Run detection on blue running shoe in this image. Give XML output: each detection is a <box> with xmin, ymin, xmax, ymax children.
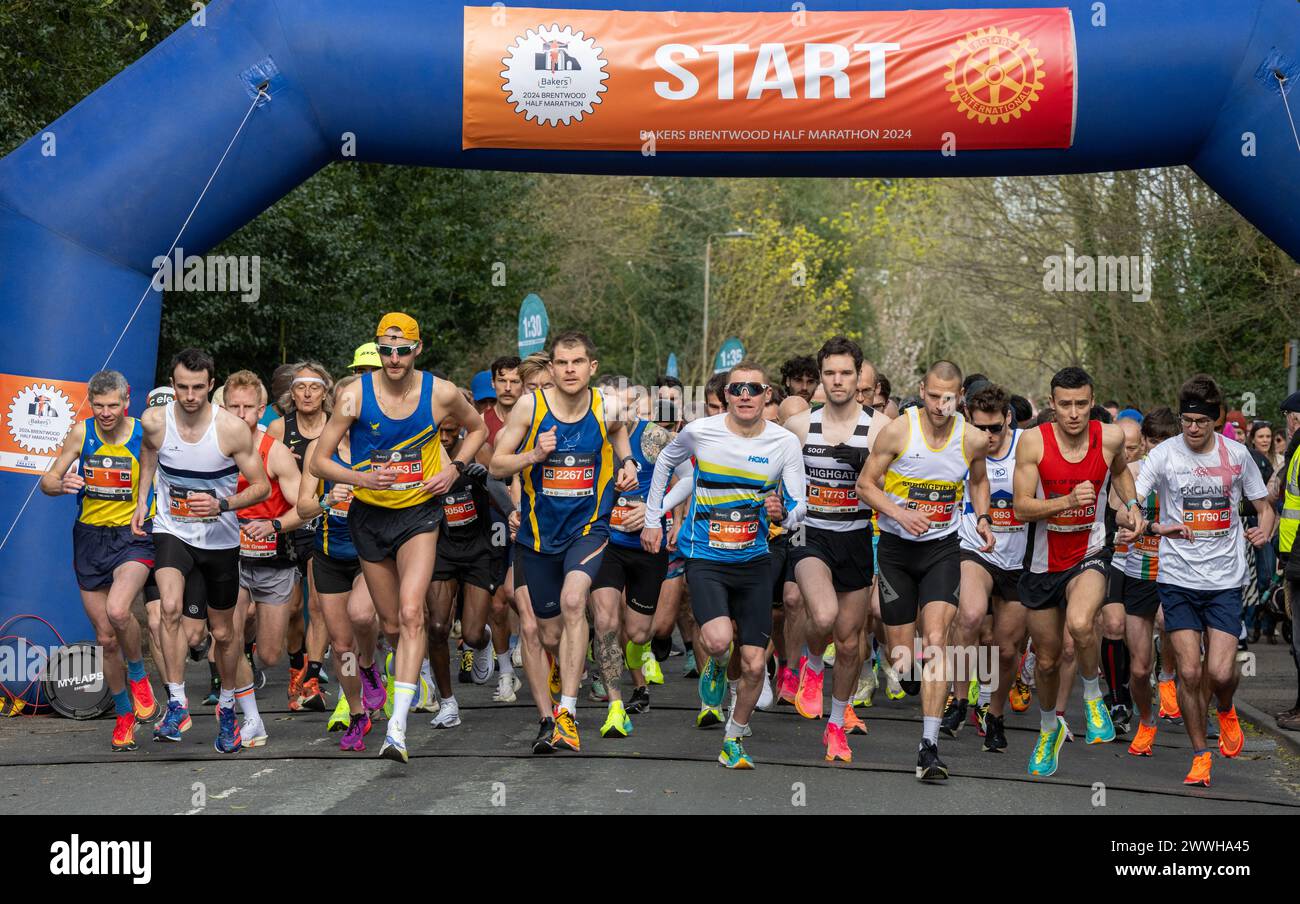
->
<box><xmin>1028</xmin><ymin>717</ymin><xmax>1067</xmax><ymax>777</ymax></box>
<box><xmin>1084</xmin><ymin>696</ymin><xmax>1116</xmax><ymax>744</ymax></box>
<box><xmin>153</xmin><ymin>699</ymin><xmax>191</xmax><ymax>742</ymax></box>
<box><xmin>718</xmin><ymin>737</ymin><xmax>754</xmax><ymax>769</ymax></box>
<box><xmin>698</xmin><ymin>656</ymin><xmax>727</xmax><ymax>709</ymax></box>
<box><xmin>214</xmin><ymin>705</ymin><xmax>242</xmax><ymax>754</ymax></box>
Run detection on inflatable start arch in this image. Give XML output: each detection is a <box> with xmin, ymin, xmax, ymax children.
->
<box><xmin>1</xmin><ymin>0</ymin><xmax>1298</xmax><ymax>642</ymax></box>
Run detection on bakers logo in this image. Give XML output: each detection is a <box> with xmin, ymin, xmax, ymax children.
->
<box><xmin>944</xmin><ymin>27</ymin><xmax>1045</xmax><ymax>124</ymax></box>
<box><xmin>500</xmin><ymin>24</ymin><xmax>609</xmax><ymax>126</ymax></box>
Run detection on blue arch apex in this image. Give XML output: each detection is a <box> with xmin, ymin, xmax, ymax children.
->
<box><xmin>0</xmin><ymin>0</ymin><xmax>1296</xmax><ymax>640</ymax></box>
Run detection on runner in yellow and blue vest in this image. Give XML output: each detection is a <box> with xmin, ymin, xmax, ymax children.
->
<box><xmin>311</xmin><ymin>313</ymin><xmax>487</xmax><ymax>765</ymax></box>
<box><xmin>1275</xmin><ymin>390</ymin><xmax>1300</xmax><ymax>730</ymax></box>
<box><xmin>40</xmin><ymin>370</ymin><xmax>160</xmax><ymax>752</ymax></box>
<box><xmin>491</xmin><ymin>331</ymin><xmax>640</xmax><ymax>755</ymax></box>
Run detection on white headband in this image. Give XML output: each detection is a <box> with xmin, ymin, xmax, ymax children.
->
<box><xmin>292</xmin><ymin>377</ymin><xmax>326</xmax><ymax>387</ymax></box>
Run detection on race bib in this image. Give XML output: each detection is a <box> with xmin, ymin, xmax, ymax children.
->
<box><xmin>905</xmin><ymin>483</ymin><xmax>958</xmax><ymax>529</ymax></box>
<box><xmin>1135</xmin><ymin>530</ymin><xmax>1161</xmax><ymax>555</ymax></box>
<box><xmin>81</xmin><ymin>454</ymin><xmax>133</xmax><ymax>500</ymax></box>
<box><xmin>1048</xmin><ymin>492</ymin><xmax>1097</xmax><ymax>533</ymax></box>
<box><xmin>808</xmin><ymin>482</ymin><xmax>861</xmax><ymax>515</ymax></box>
<box><xmin>239</xmin><ymin>524</ymin><xmax>278</xmax><ymax>559</ymax></box>
<box><xmin>707</xmin><ymin>508</ymin><xmax>760</xmax><ymax>550</ymax></box>
<box><xmin>541</xmin><ymin>452</ymin><xmax>595</xmax><ymax>497</ymax></box>
<box><xmin>1183</xmin><ymin>493</ymin><xmax>1231</xmax><ymax>537</ymax></box>
<box><xmin>168</xmin><ymin>484</ymin><xmax>218</xmax><ymax>523</ymax></box>
<box><xmin>330</xmin><ymin>494</ymin><xmax>352</xmax><ymax>519</ymax></box>
<box><xmin>442</xmin><ymin>488</ymin><xmax>478</xmax><ymax>527</ymax></box>
<box><xmin>988</xmin><ymin>496</ymin><xmax>1024</xmax><ymax>533</ymax></box>
<box><xmin>610</xmin><ymin>494</ymin><xmax>644</xmax><ymax>533</ymax></box>
<box><xmin>371</xmin><ymin>447</ymin><xmax>424</xmax><ymax>491</ymax></box>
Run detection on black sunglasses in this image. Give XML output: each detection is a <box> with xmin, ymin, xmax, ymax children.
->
<box><xmin>377</xmin><ymin>343</ymin><xmax>417</xmax><ymax>358</ymax></box>
<box><xmin>726</xmin><ymin>381</ymin><xmax>768</xmax><ymax>398</ymax></box>
<box><xmin>972</xmin><ymin>422</ymin><xmax>1005</xmax><ymax>434</ymax></box>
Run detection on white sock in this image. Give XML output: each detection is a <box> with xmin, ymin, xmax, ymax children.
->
<box><xmin>978</xmin><ymin>684</ymin><xmax>992</xmax><ymax>706</ymax></box>
<box><xmin>391</xmin><ymin>682</ymin><xmax>417</xmax><ymax>733</ymax></box>
<box><xmin>1082</xmin><ymin>673</ymin><xmax>1103</xmax><ymax>701</ymax></box>
<box><xmin>441</xmin><ymin>694</ymin><xmax>458</xmax><ymax>710</ymax></box>
<box><xmin>922</xmin><ymin>715</ymin><xmax>940</xmax><ymax>745</ymax></box>
<box><xmin>1158</xmin><ymin>671</ymin><xmax>1175</xmax><ymax>683</ymax></box>
<box><xmin>497</xmin><ymin>651</ymin><xmax>515</xmax><ymax>677</ymax></box>
<box><xmin>806</xmin><ymin>652</ymin><xmax>825</xmax><ymax>673</ymax></box>
<box><xmin>218</xmin><ymin>687</ymin><xmax>234</xmax><ymax>709</ymax></box>
<box><xmin>725</xmin><ymin>717</ymin><xmax>747</xmax><ymax>739</ymax></box>
<box><xmin>234</xmin><ymin>683</ymin><xmax>259</xmax><ymax>721</ymax></box>
<box><xmin>1041</xmin><ymin>708</ymin><xmax>1059</xmax><ymax>733</ymax></box>
<box><xmin>167</xmin><ymin>682</ymin><xmax>186</xmax><ymax>706</ymax></box>
<box><xmin>560</xmin><ymin>694</ymin><xmax>577</xmax><ymax>715</ymax></box>
<box><xmin>829</xmin><ymin>696</ymin><xmax>847</xmax><ymax>727</ymax></box>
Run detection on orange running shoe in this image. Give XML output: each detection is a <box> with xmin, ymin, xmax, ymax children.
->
<box><xmin>1183</xmin><ymin>751</ymin><xmax>1212</xmax><ymax>787</ymax></box>
<box><xmin>1127</xmin><ymin>721</ymin><xmax>1158</xmax><ymax>756</ymax></box>
<box><xmin>1157</xmin><ymin>680</ymin><xmax>1181</xmax><ymax>722</ymax></box>
<box><xmin>111</xmin><ymin>713</ymin><xmax>137</xmax><ymax>752</ymax></box>
<box><xmin>843</xmin><ymin>704</ymin><xmax>869</xmax><ymax>736</ymax></box>
<box><xmin>823</xmin><ymin>722</ymin><xmax>852</xmax><ymax>763</ymax></box>
<box><xmin>288</xmin><ymin>663</ymin><xmax>306</xmax><ymax>712</ymax></box>
<box><xmin>1008</xmin><ymin>676</ymin><xmax>1031</xmax><ymax>713</ymax></box>
<box><xmin>777</xmin><ymin>667</ymin><xmax>798</xmax><ymax>706</ymax></box>
<box><xmin>1217</xmin><ymin>706</ymin><xmax>1243</xmax><ymax>758</ymax></box>
<box><xmin>298</xmin><ymin>676</ymin><xmax>327</xmax><ymax>712</ymax></box>
<box><xmin>128</xmin><ymin>675</ymin><xmax>159</xmax><ymax>722</ymax></box>
<box><xmin>795</xmin><ymin>663</ymin><xmax>824</xmax><ymax>720</ymax></box>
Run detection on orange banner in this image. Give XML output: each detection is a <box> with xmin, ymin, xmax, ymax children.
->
<box><xmin>463</xmin><ymin>6</ymin><xmax>1076</xmax><ymax>152</ymax></box>
<box><xmin>0</xmin><ymin>374</ymin><xmax>88</xmax><ymax>476</ymax></box>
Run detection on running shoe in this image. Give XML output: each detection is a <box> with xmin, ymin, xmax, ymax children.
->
<box><xmin>360</xmin><ymin>663</ymin><xmax>387</xmax><ymax>715</ymax></box>
<box><xmin>380</xmin><ymin>727</ymin><xmax>409</xmax><ymax>764</ymax></box>
<box><xmin>412</xmin><ymin>675</ymin><xmax>439</xmax><ymax>714</ymax></box>
<box><xmin>431</xmin><ymin>699</ymin><xmax>461</xmax><ymax>728</ymax></box>
<box><xmin>511</xmin><ymin>642</ymin><xmax>523</xmax><ymax>669</ymax></box>
<box><xmin>589</xmin><ymin>676</ymin><xmax>608</xmax><ymax>703</ymax></box>
<box><xmin>824</xmin><ymin>722</ymin><xmax>852</xmax><ymax>762</ymax></box>
<box><xmin>153</xmin><ymin>699</ymin><xmax>191</xmax><ymax>742</ymax></box>
<box><xmin>551</xmin><ymin>707</ymin><xmax>580</xmax><ymax>751</ymax></box>
<box><xmin>111</xmin><ymin>713</ymin><xmax>137</xmax><ymax>752</ymax></box>
<box><xmin>843</xmin><ymin>704</ymin><xmax>868</xmax><ymax>736</ymax></box>
<box><xmin>533</xmin><ymin>718</ymin><xmax>556</xmax><ymax>754</ymax></box>
<box><xmin>340</xmin><ymin>712</ymin><xmax>371</xmax><ymax>752</ymax></box>
<box><xmin>696</xmin><ymin>705</ymin><xmax>723</xmax><ymax>729</ymax></box>
<box><xmin>548</xmin><ymin>654</ymin><xmax>561</xmax><ymax>701</ymax></box>
<box><xmin>718</xmin><ymin>737</ymin><xmax>754</xmax><ymax>769</ymax></box>
<box><xmin>1021</xmin><ymin>649</ymin><xmax>1036</xmax><ymax>688</ymax></box>
<box><xmin>1061</xmin><ymin>717</ymin><xmax>1075</xmax><ymax>743</ymax></box>
<box><xmin>982</xmin><ymin>713</ymin><xmax>1007</xmax><ymax>753</ymax></box>
<box><xmin>683</xmin><ymin>649</ymin><xmax>699</xmax><ymax>679</ymax></box>
<box><xmin>327</xmin><ymin>692</ymin><xmax>351</xmax><ymax>732</ymax></box>
<box><xmin>757</xmin><ymin>672</ymin><xmax>775</xmax><ymax>711</ymax></box>
<box><xmin>288</xmin><ymin>663</ymin><xmax>306</xmax><ymax>712</ymax></box>
<box><xmin>698</xmin><ymin>656</ymin><xmax>728</xmax><ymax>709</ymax></box>
<box><xmin>916</xmin><ymin>739</ymin><xmax>948</xmax><ymax>781</ymax></box>
<box><xmin>298</xmin><ymin>676</ymin><xmax>327</xmax><ymax>712</ymax></box>
<box><xmin>777</xmin><ymin>666</ymin><xmax>799</xmax><ymax>706</ymax></box>
<box><xmin>884</xmin><ymin>665</ymin><xmax>906</xmax><ymax>701</ymax></box>
<box><xmin>1128</xmin><ymin>721</ymin><xmax>1157</xmax><ymax>756</ymax></box>
<box><xmin>1110</xmin><ymin>703</ymin><xmax>1131</xmax><ymax>736</ymax></box>
<box><xmin>1028</xmin><ymin>717</ymin><xmax>1067</xmax><ymax>777</ymax></box>
<box><xmin>794</xmin><ymin>662</ymin><xmax>824</xmax><ymax>720</ymax></box>
<box><xmin>1157</xmin><ymin>679</ymin><xmax>1181</xmax><ymax>722</ymax></box>
<box><xmin>853</xmin><ymin>661</ymin><xmax>878</xmax><ymax>708</ymax></box>
<box><xmin>626</xmin><ymin>685</ymin><xmax>651</xmax><ymax>714</ymax></box>
<box><xmin>493</xmin><ymin>673</ymin><xmax>522</xmax><ymax>703</ymax></box>
<box><xmin>214</xmin><ymin>705</ymin><xmax>242</xmax><ymax>754</ymax></box>
<box><xmin>383</xmin><ymin>653</ymin><xmax>395</xmax><ymax>719</ymax></box>
<box><xmin>641</xmin><ymin>651</ymin><xmax>664</xmax><ymax>686</ymax></box>
<box><xmin>472</xmin><ymin>626</ymin><xmax>496</xmax><ymax>685</ymax></box>
<box><xmin>966</xmin><ymin>678</ymin><xmax>979</xmax><ymax>707</ymax></box>
<box><xmin>450</xmin><ymin>618</ymin><xmax>462</xmax><ymax>642</ymax></box>
<box><xmin>973</xmin><ymin>702</ymin><xmax>990</xmax><ymax>736</ymax></box>
<box><xmin>1083</xmin><ymin>697</ymin><xmax>1116</xmax><ymax>744</ymax></box>
<box><xmin>601</xmin><ymin>700</ymin><xmax>632</xmax><ymax>738</ymax></box>
<box><xmin>203</xmin><ymin>676</ymin><xmax>220</xmax><ymax>707</ymax></box>
<box><xmin>823</xmin><ymin>643</ymin><xmax>836</xmax><ymax>667</ymax></box>
<box><xmin>458</xmin><ymin>646</ymin><xmax>474</xmax><ymax>685</ymax></box>
<box><xmin>1008</xmin><ymin>675</ymin><xmax>1032</xmax><ymax>713</ymax></box>
<box><xmin>1217</xmin><ymin>706</ymin><xmax>1244</xmax><ymax>758</ymax></box>
<box><xmin>241</xmin><ymin>716</ymin><xmax>268</xmax><ymax>748</ymax></box>
<box><xmin>128</xmin><ymin>675</ymin><xmax>159</xmax><ymax>723</ymax></box>
<box><xmin>940</xmin><ymin>696</ymin><xmax>967</xmax><ymax>738</ymax></box>
<box><xmin>1183</xmin><ymin>751</ymin><xmax>1212</xmax><ymax>787</ymax></box>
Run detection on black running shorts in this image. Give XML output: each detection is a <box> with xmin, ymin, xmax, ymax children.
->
<box><xmin>311</xmin><ymin>554</ymin><xmax>362</xmax><ymax>596</ymax></box>
<box><xmin>876</xmin><ymin>531</ymin><xmax>960</xmax><ymax>626</ymax></box>
<box><xmin>685</xmin><ymin>557</ymin><xmax>772</xmax><ymax>649</ymax></box>
<box><xmin>1018</xmin><ymin>552</ymin><xmax>1110</xmax><ymax>611</ymax></box>
<box><xmin>959</xmin><ymin>549</ymin><xmax>1022</xmax><ymax>604</ymax></box>
<box><xmin>349</xmin><ymin>497</ymin><xmax>443</xmax><ymax>563</ymax></box>
<box><xmin>153</xmin><ymin>532</ymin><xmax>240</xmax><ymax>612</ymax></box>
<box><xmin>788</xmin><ymin>525</ymin><xmax>874</xmax><ymax>593</ymax></box>
<box><xmin>593</xmin><ymin>543</ymin><xmax>669</xmax><ymax>616</ymax></box>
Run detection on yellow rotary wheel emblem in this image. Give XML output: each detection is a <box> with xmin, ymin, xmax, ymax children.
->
<box><xmin>944</xmin><ymin>27</ymin><xmax>1045</xmax><ymax>124</ymax></box>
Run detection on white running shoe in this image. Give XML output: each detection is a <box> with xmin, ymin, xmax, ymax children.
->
<box><xmin>1021</xmin><ymin>647</ymin><xmax>1037</xmax><ymax>689</ymax></box>
<box><xmin>471</xmin><ymin>625</ymin><xmax>496</xmax><ymax>685</ymax></box>
<box><xmin>493</xmin><ymin>673</ymin><xmax>521</xmax><ymax>703</ymax></box>
<box><xmin>883</xmin><ymin>663</ymin><xmax>905</xmax><ymax>700</ymax></box>
<box><xmin>757</xmin><ymin>672</ymin><xmax>776</xmax><ymax>711</ymax></box>
<box><xmin>853</xmin><ymin>662</ymin><xmax>878</xmax><ymax>706</ymax></box>
<box><xmin>511</xmin><ymin>643</ymin><xmax>523</xmax><ymax>669</ymax></box>
<box><xmin>379</xmin><ymin>725</ymin><xmax>408</xmax><ymax>764</ymax></box>
<box><xmin>412</xmin><ymin>675</ymin><xmax>439</xmax><ymax>714</ymax></box>
<box><xmin>431</xmin><ymin>699</ymin><xmax>462</xmax><ymax>729</ymax></box>
<box><xmin>241</xmin><ymin>717</ymin><xmax>267</xmax><ymax>748</ymax></box>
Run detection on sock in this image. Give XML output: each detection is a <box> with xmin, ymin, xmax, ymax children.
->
<box><xmin>625</xmin><ymin>641</ymin><xmax>649</xmax><ymax>671</ymax></box>
<box><xmin>442</xmin><ymin>693</ymin><xmax>458</xmax><ymax>710</ymax></box>
<box><xmin>1042</xmin><ymin>708</ymin><xmax>1059</xmax><ymax>733</ymax></box>
<box><xmin>289</xmin><ymin>648</ymin><xmax>305</xmax><ymax>670</ymax></box>
<box><xmin>390</xmin><ymin>681</ymin><xmax>417</xmax><ymax>733</ymax></box>
<box><xmin>304</xmin><ymin>661</ymin><xmax>322</xmax><ymax>683</ymax></box>
<box><xmin>126</xmin><ymin>659</ymin><xmax>146</xmax><ymax>682</ymax></box>
<box><xmin>234</xmin><ymin>683</ymin><xmax>259</xmax><ymax>721</ymax></box>
<box><xmin>829</xmin><ymin>696</ymin><xmax>847</xmax><ymax>727</ymax></box>
<box><xmin>806</xmin><ymin>652</ymin><xmax>825</xmax><ymax>673</ymax></box>
<box><xmin>725</xmin><ymin>717</ymin><xmax>747</xmax><ymax>739</ymax></box>
<box><xmin>1159</xmin><ymin>670</ymin><xmax>1175</xmax><ymax>683</ymax></box>
<box><xmin>1216</xmin><ymin>701</ymin><xmax>1234</xmax><ymax>714</ymax></box>
<box><xmin>1193</xmin><ymin>747</ymin><xmax>1211</xmax><ymax>756</ymax></box>
<box><xmin>1101</xmin><ymin>638</ymin><xmax>1131</xmax><ymax>705</ymax></box>
<box><xmin>218</xmin><ymin>687</ymin><xmax>235</xmax><ymax>709</ymax></box>
<box><xmin>922</xmin><ymin>715</ymin><xmax>941</xmax><ymax>745</ymax></box>
<box><xmin>1082</xmin><ymin>673</ymin><xmax>1103</xmax><ymax>701</ymax></box>
<box><xmin>167</xmin><ymin>682</ymin><xmax>186</xmax><ymax>706</ymax></box>
<box><xmin>112</xmin><ymin>688</ymin><xmax>131</xmax><ymax>716</ymax></box>
<box><xmin>978</xmin><ymin>684</ymin><xmax>992</xmax><ymax>706</ymax></box>
<box><xmin>497</xmin><ymin>651</ymin><xmax>515</xmax><ymax>677</ymax></box>
<box><xmin>560</xmin><ymin>694</ymin><xmax>577</xmax><ymax>715</ymax></box>
<box><xmin>651</xmin><ymin>635</ymin><xmax>671</xmax><ymax>661</ymax></box>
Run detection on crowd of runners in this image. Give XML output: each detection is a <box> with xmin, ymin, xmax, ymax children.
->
<box><xmin>40</xmin><ymin>312</ymin><xmax>1300</xmax><ymax>787</ymax></box>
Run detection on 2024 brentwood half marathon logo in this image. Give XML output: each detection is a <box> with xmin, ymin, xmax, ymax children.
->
<box><xmin>500</xmin><ymin>24</ymin><xmax>609</xmax><ymax>126</ymax></box>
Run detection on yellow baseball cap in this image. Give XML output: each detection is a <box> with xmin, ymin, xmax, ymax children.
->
<box><xmin>376</xmin><ymin>312</ymin><xmax>419</xmax><ymax>341</ymax></box>
<box><xmin>350</xmin><ymin>342</ymin><xmax>382</xmax><ymax>370</ymax></box>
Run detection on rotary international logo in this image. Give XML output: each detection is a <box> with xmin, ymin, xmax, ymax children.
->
<box><xmin>500</xmin><ymin>24</ymin><xmax>609</xmax><ymax>126</ymax></box>
<box><xmin>944</xmin><ymin>27</ymin><xmax>1045</xmax><ymax>124</ymax></box>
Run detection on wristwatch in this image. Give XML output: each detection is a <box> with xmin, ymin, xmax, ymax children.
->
<box><xmin>977</xmin><ymin>513</ymin><xmax>993</xmax><ymax>527</ymax></box>
<box><xmin>271</xmin><ymin>519</ymin><xmax>283</xmax><ymax>533</ymax></box>
<box><xmin>217</xmin><ymin>497</ymin><xmax>229</xmax><ymax>513</ymax></box>
<box><xmin>452</xmin><ymin>459</ymin><xmax>467</xmax><ymax>475</ymax></box>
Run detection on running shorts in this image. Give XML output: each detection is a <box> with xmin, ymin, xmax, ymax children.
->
<box><xmin>514</xmin><ymin>532</ymin><xmax>608</xmax><ymax>619</ymax></box>
<box><xmin>593</xmin><ymin>543</ymin><xmax>669</xmax><ymax>616</ymax></box>
<box><xmin>349</xmin><ymin>497</ymin><xmax>444</xmax><ymax>563</ymax></box>
<box><xmin>1018</xmin><ymin>552</ymin><xmax>1110</xmax><ymax>612</ymax></box>
<box><xmin>788</xmin><ymin>525</ymin><xmax>874</xmax><ymax>593</ymax></box>
<box><xmin>72</xmin><ymin>521</ymin><xmax>154</xmax><ymax>592</ymax></box>
<box><xmin>685</xmin><ymin>557</ymin><xmax>772</xmax><ymax>649</ymax></box>
<box><xmin>876</xmin><ymin>531</ymin><xmax>961</xmax><ymax>626</ymax></box>
<box><xmin>154</xmin><ymin>532</ymin><xmax>239</xmax><ymax>612</ymax></box>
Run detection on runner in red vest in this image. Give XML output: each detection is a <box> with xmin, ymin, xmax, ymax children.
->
<box><xmin>1013</xmin><ymin>366</ymin><xmax>1144</xmax><ymax>777</ymax></box>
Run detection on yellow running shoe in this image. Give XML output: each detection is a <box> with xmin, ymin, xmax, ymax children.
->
<box><xmin>600</xmin><ymin>700</ymin><xmax>632</xmax><ymax>738</ymax></box>
<box><xmin>548</xmin><ymin>654</ymin><xmax>561</xmax><ymax>702</ymax></box>
<box><xmin>327</xmin><ymin>690</ymin><xmax>351</xmax><ymax>732</ymax></box>
<box><xmin>642</xmin><ymin>652</ymin><xmax>664</xmax><ymax>686</ymax></box>
<box><xmin>551</xmin><ymin>706</ymin><xmax>580</xmax><ymax>751</ymax></box>
<box><xmin>696</xmin><ymin>705</ymin><xmax>723</xmax><ymax>729</ymax></box>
